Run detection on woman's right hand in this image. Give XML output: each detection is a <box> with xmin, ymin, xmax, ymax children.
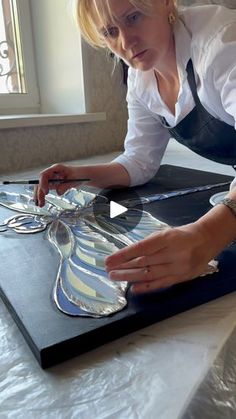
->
<box><xmin>34</xmin><ymin>161</ymin><xmax>130</xmax><ymax>207</ymax></box>
<box><xmin>34</xmin><ymin>163</ymin><xmax>83</xmax><ymax>207</ymax></box>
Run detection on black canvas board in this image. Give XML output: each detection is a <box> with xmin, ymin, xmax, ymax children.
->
<box><xmin>0</xmin><ymin>165</ymin><xmax>235</xmax><ymax>368</ymax></box>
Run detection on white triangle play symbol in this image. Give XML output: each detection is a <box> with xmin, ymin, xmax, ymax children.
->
<box><xmin>110</xmin><ymin>201</ymin><xmax>128</xmax><ymax>219</ymax></box>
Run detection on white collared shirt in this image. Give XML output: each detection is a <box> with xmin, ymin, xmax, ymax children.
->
<box><xmin>112</xmin><ymin>4</ymin><xmax>236</xmax><ymax>186</ymax></box>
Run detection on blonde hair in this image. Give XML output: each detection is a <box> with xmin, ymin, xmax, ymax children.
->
<box><xmin>76</xmin><ymin>0</ymin><xmax>178</xmax><ymax>48</ymax></box>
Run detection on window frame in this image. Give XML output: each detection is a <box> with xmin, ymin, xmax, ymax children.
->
<box><xmin>0</xmin><ymin>0</ymin><xmax>40</xmax><ymax>114</ymax></box>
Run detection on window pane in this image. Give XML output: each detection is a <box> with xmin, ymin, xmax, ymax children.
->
<box><xmin>0</xmin><ymin>0</ymin><xmax>26</xmax><ymax>94</ymax></box>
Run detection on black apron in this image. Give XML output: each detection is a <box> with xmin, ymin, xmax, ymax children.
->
<box><xmin>160</xmin><ymin>60</ymin><xmax>236</xmax><ymax>166</ymax></box>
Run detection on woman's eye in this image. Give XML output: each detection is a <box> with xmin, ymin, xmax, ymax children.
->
<box><xmin>103</xmin><ymin>27</ymin><xmax>118</xmax><ymax>38</ymax></box>
<box><xmin>127</xmin><ymin>12</ymin><xmax>141</xmax><ymax>24</ymax></box>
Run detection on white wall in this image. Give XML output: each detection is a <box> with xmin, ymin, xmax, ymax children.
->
<box><xmin>30</xmin><ymin>0</ymin><xmax>85</xmax><ymax>114</ymax></box>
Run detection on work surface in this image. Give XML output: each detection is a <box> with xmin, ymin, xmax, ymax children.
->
<box><xmin>0</xmin><ymin>163</ymin><xmax>236</xmax><ymax>418</ymax></box>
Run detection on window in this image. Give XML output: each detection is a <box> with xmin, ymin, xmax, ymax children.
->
<box><xmin>0</xmin><ymin>0</ymin><xmax>39</xmax><ymax>114</ymax></box>
<box><xmin>0</xmin><ymin>0</ymin><xmax>87</xmax><ymax>118</ymax></box>
<box><xmin>0</xmin><ymin>0</ymin><xmax>26</xmax><ymax>94</ymax></box>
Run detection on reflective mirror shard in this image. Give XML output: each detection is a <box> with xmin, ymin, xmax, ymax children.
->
<box><xmin>59</xmin><ymin>261</ymin><xmax>127</xmax><ymax>316</ymax></box>
<box><xmin>0</xmin><ymin>191</ymin><xmax>51</xmax><ymax>215</ymax></box>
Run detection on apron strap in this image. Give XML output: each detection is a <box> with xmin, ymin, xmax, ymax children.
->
<box><xmin>161</xmin><ymin>60</ymin><xmax>202</xmax><ymax>128</ymax></box>
<box><xmin>186</xmin><ymin>60</ymin><xmax>202</xmax><ymax>108</ymax></box>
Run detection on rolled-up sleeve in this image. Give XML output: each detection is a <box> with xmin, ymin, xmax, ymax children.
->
<box><xmin>112</xmin><ymin>72</ymin><xmax>170</xmax><ymax>187</ymax></box>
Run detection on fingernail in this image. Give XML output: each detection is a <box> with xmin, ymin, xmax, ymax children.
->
<box><xmin>109</xmin><ymin>271</ymin><xmax>117</xmax><ymax>279</ymax></box>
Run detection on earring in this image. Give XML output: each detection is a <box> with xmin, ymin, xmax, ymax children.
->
<box><xmin>168</xmin><ymin>12</ymin><xmax>176</xmax><ymax>24</ymax></box>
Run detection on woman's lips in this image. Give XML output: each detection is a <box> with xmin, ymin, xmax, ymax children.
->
<box><xmin>132</xmin><ymin>50</ymin><xmax>148</xmax><ymax>60</ymax></box>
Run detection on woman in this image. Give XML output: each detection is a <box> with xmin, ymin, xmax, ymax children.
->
<box><xmin>36</xmin><ymin>0</ymin><xmax>236</xmax><ymax>294</ymax></box>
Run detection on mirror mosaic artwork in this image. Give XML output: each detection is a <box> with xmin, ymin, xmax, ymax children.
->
<box><xmin>0</xmin><ymin>188</ymin><xmax>169</xmax><ymax>318</ymax></box>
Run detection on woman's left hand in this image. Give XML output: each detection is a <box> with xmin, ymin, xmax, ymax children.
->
<box><xmin>105</xmin><ymin>222</ymin><xmax>215</xmax><ymax>293</ymax></box>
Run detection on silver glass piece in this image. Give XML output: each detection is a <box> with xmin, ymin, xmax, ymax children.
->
<box><xmin>0</xmin><ymin>191</ymin><xmax>52</xmax><ymax>215</ymax></box>
<box><xmin>121</xmin><ymin>181</ymin><xmax>231</xmax><ymax>207</ymax></box>
<box><xmin>0</xmin><ymin>213</ymin><xmax>48</xmax><ymax>233</ymax></box>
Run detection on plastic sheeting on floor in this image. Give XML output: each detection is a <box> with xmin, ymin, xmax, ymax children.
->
<box><xmin>1</xmin><ymin>291</ymin><xmax>236</xmax><ymax>419</ymax></box>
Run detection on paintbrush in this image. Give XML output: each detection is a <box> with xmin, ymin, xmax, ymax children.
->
<box><xmin>0</xmin><ymin>178</ymin><xmax>90</xmax><ymax>185</ymax></box>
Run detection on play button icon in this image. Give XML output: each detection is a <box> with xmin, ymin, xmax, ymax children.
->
<box><xmin>110</xmin><ymin>201</ymin><xmax>128</xmax><ymax>219</ymax></box>
<box><xmin>92</xmin><ymin>188</ymin><xmax>143</xmax><ymax>235</ymax></box>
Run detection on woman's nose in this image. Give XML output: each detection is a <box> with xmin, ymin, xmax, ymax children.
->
<box><xmin>119</xmin><ymin>28</ymin><xmax>136</xmax><ymax>51</ymax></box>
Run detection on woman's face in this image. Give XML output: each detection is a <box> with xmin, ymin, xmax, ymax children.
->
<box><xmin>94</xmin><ymin>0</ymin><xmax>175</xmax><ymax>71</ymax></box>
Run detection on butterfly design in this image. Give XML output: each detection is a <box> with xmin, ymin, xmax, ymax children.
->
<box><xmin>0</xmin><ymin>187</ymin><xmax>168</xmax><ymax>317</ymax></box>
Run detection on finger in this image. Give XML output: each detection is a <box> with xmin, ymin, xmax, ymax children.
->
<box><xmin>105</xmin><ymin>232</ymin><xmax>167</xmax><ymax>268</ymax></box>
<box><xmin>106</xmin><ymin>252</ymin><xmax>171</xmax><ymax>271</ymax></box>
<box><xmin>37</xmin><ymin>185</ymin><xmax>48</xmax><ymax>207</ymax></box>
<box><xmin>131</xmin><ymin>275</ymin><xmax>186</xmax><ymax>294</ymax></box>
<box><xmin>40</xmin><ymin>169</ymin><xmax>62</xmax><ymax>192</ymax></box>
<box><xmin>107</xmin><ymin>257</ymin><xmax>147</xmax><ymax>271</ymax></box>
<box><xmin>33</xmin><ymin>185</ymin><xmax>39</xmax><ymax>205</ymax></box>
<box><xmin>109</xmin><ymin>262</ymin><xmax>173</xmax><ymax>283</ymax></box>
<box><xmin>131</xmin><ymin>265</ymin><xmax>204</xmax><ymax>293</ymax></box>
<box><xmin>37</xmin><ymin>165</ymin><xmax>66</xmax><ymax>206</ymax></box>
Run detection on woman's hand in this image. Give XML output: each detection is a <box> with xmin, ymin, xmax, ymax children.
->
<box><xmin>34</xmin><ymin>163</ymin><xmax>82</xmax><ymax>207</ymax></box>
<box><xmin>105</xmin><ymin>222</ymin><xmax>216</xmax><ymax>294</ymax></box>
<box><xmin>105</xmin><ymin>196</ymin><xmax>236</xmax><ymax>294</ymax></box>
<box><xmin>34</xmin><ymin>162</ymin><xmax>131</xmax><ymax>207</ymax></box>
